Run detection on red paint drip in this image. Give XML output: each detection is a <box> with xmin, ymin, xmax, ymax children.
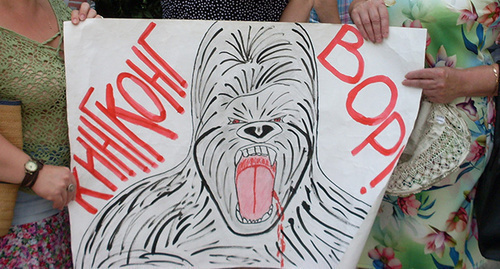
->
<box><xmin>272</xmin><ymin>190</ymin><xmax>285</xmax><ymax>268</ymax></box>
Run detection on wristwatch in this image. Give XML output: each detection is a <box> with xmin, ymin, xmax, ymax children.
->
<box><xmin>21</xmin><ymin>158</ymin><xmax>44</xmax><ymax>188</ymax></box>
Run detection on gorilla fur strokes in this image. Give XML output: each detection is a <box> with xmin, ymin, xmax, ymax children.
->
<box><xmin>75</xmin><ymin>22</ymin><xmax>370</xmax><ymax>268</ymax></box>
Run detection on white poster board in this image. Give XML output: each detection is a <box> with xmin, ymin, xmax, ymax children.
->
<box><xmin>64</xmin><ymin>19</ymin><xmax>426</xmax><ymax>268</ymax></box>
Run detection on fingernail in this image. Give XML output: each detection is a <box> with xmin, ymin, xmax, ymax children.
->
<box><xmin>80</xmin><ymin>14</ymin><xmax>86</xmax><ymax>20</ymax></box>
<box><xmin>72</xmin><ymin>18</ymin><xmax>78</xmax><ymax>24</ymax></box>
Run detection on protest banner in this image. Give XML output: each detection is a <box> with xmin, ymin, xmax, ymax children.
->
<box><xmin>64</xmin><ymin>19</ymin><xmax>426</xmax><ymax>268</ymax></box>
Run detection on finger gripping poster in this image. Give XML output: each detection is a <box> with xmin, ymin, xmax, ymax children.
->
<box><xmin>64</xmin><ymin>19</ymin><xmax>426</xmax><ymax>268</ymax></box>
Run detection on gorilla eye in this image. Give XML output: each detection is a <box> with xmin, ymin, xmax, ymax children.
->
<box><xmin>272</xmin><ymin>117</ymin><xmax>283</xmax><ymax>123</ymax></box>
<box><xmin>228</xmin><ymin>118</ymin><xmax>242</xmax><ymax>124</ymax></box>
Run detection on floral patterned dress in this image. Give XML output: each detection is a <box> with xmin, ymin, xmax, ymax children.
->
<box><xmin>357</xmin><ymin>1</ymin><xmax>499</xmax><ymax>268</ymax></box>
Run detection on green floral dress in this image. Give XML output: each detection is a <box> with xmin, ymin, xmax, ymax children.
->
<box><xmin>357</xmin><ymin>1</ymin><xmax>499</xmax><ymax>268</ymax></box>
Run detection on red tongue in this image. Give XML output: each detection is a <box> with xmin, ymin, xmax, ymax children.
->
<box><xmin>236</xmin><ymin>155</ymin><xmax>276</xmax><ymax>221</ymax></box>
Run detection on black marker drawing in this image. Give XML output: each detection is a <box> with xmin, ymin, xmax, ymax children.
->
<box><xmin>75</xmin><ymin>22</ymin><xmax>370</xmax><ymax>268</ymax></box>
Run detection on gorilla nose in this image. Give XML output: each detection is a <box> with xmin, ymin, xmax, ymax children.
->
<box><xmin>237</xmin><ymin>121</ymin><xmax>282</xmax><ymax>142</ymax></box>
<box><xmin>246</xmin><ymin>125</ymin><xmax>272</xmax><ymax>138</ymax></box>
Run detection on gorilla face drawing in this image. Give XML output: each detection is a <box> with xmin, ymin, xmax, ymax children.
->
<box><xmin>76</xmin><ymin>22</ymin><xmax>372</xmax><ymax>269</ymax></box>
<box><xmin>192</xmin><ymin>24</ymin><xmax>317</xmax><ymax>235</ymax></box>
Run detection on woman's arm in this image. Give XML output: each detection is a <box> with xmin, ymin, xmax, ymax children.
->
<box><xmin>349</xmin><ymin>0</ymin><xmax>500</xmax><ymax>102</ymax></box>
<box><xmin>280</xmin><ymin>0</ymin><xmax>314</xmax><ymax>22</ymax></box>
<box><xmin>0</xmin><ymin>134</ymin><xmax>30</xmax><ymax>185</ymax></box>
<box><xmin>0</xmin><ymin>135</ymin><xmax>76</xmax><ymax>210</ymax></box>
<box><xmin>403</xmin><ymin>64</ymin><xmax>499</xmax><ymax>103</ymax></box>
<box><xmin>313</xmin><ymin>0</ymin><xmax>341</xmax><ymax>24</ymax></box>
<box><xmin>0</xmin><ymin>0</ymin><xmax>91</xmax><ymax>206</ymax></box>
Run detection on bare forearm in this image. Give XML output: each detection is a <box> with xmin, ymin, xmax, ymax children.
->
<box><xmin>313</xmin><ymin>0</ymin><xmax>340</xmax><ymax>23</ymax></box>
<box><xmin>0</xmin><ymin>134</ymin><xmax>76</xmax><ymax>209</ymax></box>
<box><xmin>402</xmin><ymin>64</ymin><xmax>499</xmax><ymax>103</ymax></box>
<box><xmin>280</xmin><ymin>0</ymin><xmax>314</xmax><ymax>22</ymax></box>
<box><xmin>0</xmin><ymin>134</ymin><xmax>30</xmax><ymax>184</ymax></box>
<box><xmin>457</xmin><ymin>64</ymin><xmax>499</xmax><ymax>97</ymax></box>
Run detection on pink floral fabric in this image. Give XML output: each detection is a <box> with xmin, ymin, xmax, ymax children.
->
<box><xmin>358</xmin><ymin>0</ymin><xmax>500</xmax><ymax>268</ymax></box>
<box><xmin>0</xmin><ymin>210</ymin><xmax>73</xmax><ymax>268</ymax></box>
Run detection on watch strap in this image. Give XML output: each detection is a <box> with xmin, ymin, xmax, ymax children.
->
<box><xmin>20</xmin><ymin>159</ymin><xmax>44</xmax><ymax>188</ymax></box>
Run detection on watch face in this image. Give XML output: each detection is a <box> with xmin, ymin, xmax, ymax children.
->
<box><xmin>25</xmin><ymin>160</ymin><xmax>38</xmax><ymax>173</ymax></box>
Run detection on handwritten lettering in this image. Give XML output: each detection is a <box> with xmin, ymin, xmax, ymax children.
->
<box><xmin>317</xmin><ymin>24</ymin><xmax>365</xmax><ymax>84</ymax></box>
<box><xmin>318</xmin><ymin>24</ymin><xmax>407</xmax><ymax>195</ymax></box>
<box><xmin>72</xmin><ymin>22</ymin><xmax>188</xmax><ymax>213</ymax></box>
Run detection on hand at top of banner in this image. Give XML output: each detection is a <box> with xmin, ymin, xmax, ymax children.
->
<box><xmin>349</xmin><ymin>0</ymin><xmax>389</xmax><ymax>43</ymax></box>
<box><xmin>71</xmin><ymin>2</ymin><xmax>100</xmax><ymax>25</ymax></box>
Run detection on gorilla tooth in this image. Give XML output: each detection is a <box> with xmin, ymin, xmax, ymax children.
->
<box><xmin>242</xmin><ymin>148</ymin><xmax>249</xmax><ymax>157</ymax></box>
<box><xmin>235</xmin><ymin>204</ymin><xmax>244</xmax><ymax>223</ymax></box>
<box><xmin>235</xmin><ymin>151</ymin><xmax>243</xmax><ymax>165</ymax></box>
<box><xmin>235</xmin><ymin>204</ymin><xmax>250</xmax><ymax>224</ymax></box>
<box><xmin>255</xmin><ymin>146</ymin><xmax>262</xmax><ymax>155</ymax></box>
<box><xmin>236</xmin><ymin>206</ymin><xmax>250</xmax><ymax>224</ymax></box>
<box><xmin>259</xmin><ymin>206</ymin><xmax>272</xmax><ymax>222</ymax></box>
<box><xmin>254</xmin><ymin>205</ymin><xmax>273</xmax><ymax>223</ymax></box>
<box><xmin>235</xmin><ymin>202</ymin><xmax>275</xmax><ymax>224</ymax></box>
<box><xmin>263</xmin><ymin>146</ymin><xmax>270</xmax><ymax>156</ymax></box>
<box><xmin>260</xmin><ymin>146</ymin><xmax>267</xmax><ymax>156</ymax></box>
<box><xmin>234</xmin><ymin>146</ymin><xmax>277</xmax><ymax>169</ymax></box>
<box><xmin>268</xmin><ymin>149</ymin><xmax>277</xmax><ymax>165</ymax></box>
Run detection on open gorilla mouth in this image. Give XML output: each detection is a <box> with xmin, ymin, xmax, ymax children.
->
<box><xmin>234</xmin><ymin>145</ymin><xmax>277</xmax><ymax>224</ymax></box>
